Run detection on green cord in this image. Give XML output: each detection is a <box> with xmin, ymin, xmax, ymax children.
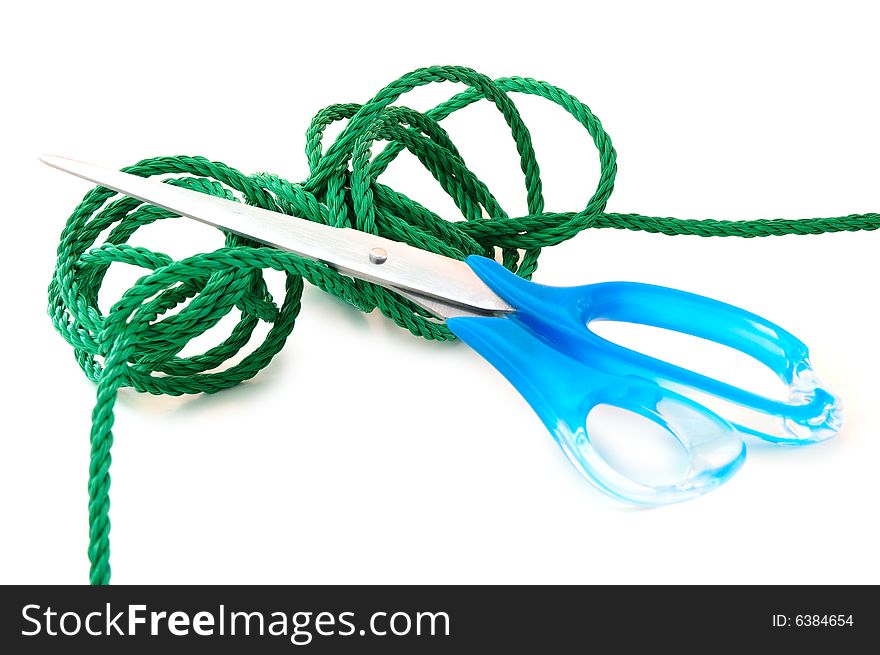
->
<box><xmin>48</xmin><ymin>65</ymin><xmax>879</xmax><ymax>584</ymax></box>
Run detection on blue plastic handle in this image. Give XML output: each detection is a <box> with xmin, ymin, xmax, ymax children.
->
<box><xmin>447</xmin><ymin>256</ymin><xmax>842</xmax><ymax>505</ymax></box>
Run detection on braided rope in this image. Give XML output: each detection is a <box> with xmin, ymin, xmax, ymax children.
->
<box><xmin>48</xmin><ymin>65</ymin><xmax>879</xmax><ymax>584</ymax></box>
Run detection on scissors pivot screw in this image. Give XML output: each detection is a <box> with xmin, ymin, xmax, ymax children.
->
<box><xmin>369</xmin><ymin>247</ymin><xmax>388</xmax><ymax>265</ymax></box>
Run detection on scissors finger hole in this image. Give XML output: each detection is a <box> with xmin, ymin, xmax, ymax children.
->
<box><xmin>585</xmin><ymin>404</ymin><xmax>690</xmax><ymax>488</ymax></box>
<box><xmin>589</xmin><ymin>320</ymin><xmax>789</xmax><ymax>401</ymax></box>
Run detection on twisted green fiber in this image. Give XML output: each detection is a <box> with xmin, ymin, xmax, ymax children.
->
<box><xmin>48</xmin><ymin>65</ymin><xmax>879</xmax><ymax>585</ymax></box>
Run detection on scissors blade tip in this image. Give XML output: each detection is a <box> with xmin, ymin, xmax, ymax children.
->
<box><xmin>40</xmin><ymin>154</ymin><xmax>80</xmax><ymax>172</ymax></box>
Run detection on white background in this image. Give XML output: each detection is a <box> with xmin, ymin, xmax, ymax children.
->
<box><xmin>2</xmin><ymin>0</ymin><xmax>878</xmax><ymax>584</ymax></box>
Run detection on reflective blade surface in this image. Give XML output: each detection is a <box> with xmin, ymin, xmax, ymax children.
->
<box><xmin>40</xmin><ymin>155</ymin><xmax>513</xmax><ymax>318</ymax></box>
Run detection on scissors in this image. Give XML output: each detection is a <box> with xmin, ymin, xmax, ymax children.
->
<box><xmin>41</xmin><ymin>155</ymin><xmax>842</xmax><ymax>506</ymax></box>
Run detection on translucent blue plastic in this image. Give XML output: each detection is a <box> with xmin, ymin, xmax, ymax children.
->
<box><xmin>448</xmin><ymin>256</ymin><xmax>842</xmax><ymax>506</ymax></box>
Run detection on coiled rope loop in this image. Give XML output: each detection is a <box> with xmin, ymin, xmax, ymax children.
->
<box><xmin>48</xmin><ymin>65</ymin><xmax>879</xmax><ymax>584</ymax></box>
